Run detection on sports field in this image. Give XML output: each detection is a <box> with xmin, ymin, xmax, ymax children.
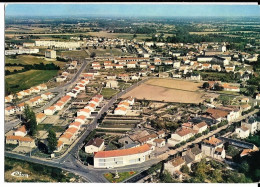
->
<box><xmin>121</xmin><ymin>78</ymin><xmax>204</xmax><ymax>104</ymax></box>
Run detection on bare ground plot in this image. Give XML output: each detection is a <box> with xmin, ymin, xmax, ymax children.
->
<box><xmin>13</xmin><ymin>146</ymin><xmax>33</xmax><ymax>153</ymax></box>
<box><xmin>42</xmin><ymin>115</ymin><xmax>60</xmax><ymax>124</ymax></box>
<box><xmin>145</xmin><ymin>78</ymin><xmax>202</xmax><ymax>91</ymax></box>
<box><xmin>121</xmin><ymin>82</ymin><xmax>204</xmax><ymax>104</ymax></box>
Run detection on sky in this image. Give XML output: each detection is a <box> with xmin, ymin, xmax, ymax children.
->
<box><xmin>5</xmin><ymin>3</ymin><xmax>260</xmax><ymax>17</ymax></box>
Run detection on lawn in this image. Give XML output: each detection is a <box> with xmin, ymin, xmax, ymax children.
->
<box><xmin>5</xmin><ymin>55</ymin><xmax>66</xmax><ymax>68</ymax></box>
<box><xmin>5</xmin><ymin>157</ymin><xmax>80</xmax><ymax>182</ymax></box>
<box><xmin>101</xmin><ymin>88</ymin><xmax>119</xmax><ymax>99</ymax></box>
<box><xmin>5</xmin><ymin>70</ymin><xmax>58</xmax><ymax>92</ymax></box>
<box><xmin>104</xmin><ymin>171</ymin><xmax>137</xmax><ymax>183</ymax></box>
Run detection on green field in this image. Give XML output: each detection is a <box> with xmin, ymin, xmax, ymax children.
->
<box><xmin>104</xmin><ymin>171</ymin><xmax>137</xmax><ymax>183</ymax></box>
<box><xmin>5</xmin><ymin>55</ymin><xmax>66</xmax><ymax>68</ymax></box>
<box><xmin>101</xmin><ymin>88</ymin><xmax>119</xmax><ymax>99</ymax></box>
<box><xmin>5</xmin><ymin>157</ymin><xmax>81</xmax><ymax>182</ymax></box>
<box><xmin>5</xmin><ymin>70</ymin><xmax>58</xmax><ymax>92</ymax></box>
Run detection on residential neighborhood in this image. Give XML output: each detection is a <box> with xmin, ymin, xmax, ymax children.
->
<box><xmin>3</xmin><ymin>3</ymin><xmax>260</xmax><ymax>184</ymax></box>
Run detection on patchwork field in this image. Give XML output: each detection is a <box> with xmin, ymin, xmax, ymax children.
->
<box><xmin>121</xmin><ymin>78</ymin><xmax>204</xmax><ymax>104</ymax></box>
<box><xmin>5</xmin><ymin>55</ymin><xmax>66</xmax><ymax>68</ymax></box>
<box><xmin>5</xmin><ymin>70</ymin><xmax>58</xmax><ymax>92</ymax></box>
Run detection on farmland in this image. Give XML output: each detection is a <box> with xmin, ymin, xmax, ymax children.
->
<box><xmin>5</xmin><ymin>66</ymin><xmax>24</xmax><ymax>72</ymax></box>
<box><xmin>121</xmin><ymin>78</ymin><xmax>204</xmax><ymax>104</ymax></box>
<box><xmin>5</xmin><ymin>70</ymin><xmax>58</xmax><ymax>92</ymax></box>
<box><xmin>5</xmin><ymin>55</ymin><xmax>66</xmax><ymax>68</ymax></box>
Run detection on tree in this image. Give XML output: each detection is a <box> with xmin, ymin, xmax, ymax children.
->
<box><xmin>181</xmin><ymin>164</ymin><xmax>190</xmax><ymax>174</ymax></box>
<box><xmin>202</xmin><ymin>82</ymin><xmax>209</xmax><ymax>89</ymax></box>
<box><xmin>211</xmin><ymin>169</ymin><xmax>223</xmax><ymax>182</ymax></box>
<box><xmin>90</xmin><ymin>52</ymin><xmax>96</xmax><ymax>58</ymax></box>
<box><xmin>133</xmin><ymin>33</ymin><xmax>137</xmax><ymax>38</ymax></box>
<box><xmin>240</xmin><ymin>161</ymin><xmax>250</xmax><ymax>174</ymax></box>
<box><xmin>246</xmin><ymin>86</ymin><xmax>256</xmax><ymax>96</ymax></box>
<box><xmin>23</xmin><ymin>104</ymin><xmax>37</xmax><ymax>137</ymax></box>
<box><xmin>214</xmin><ymin>83</ymin><xmax>224</xmax><ymax>91</ymax></box>
<box><xmin>47</xmin><ymin>129</ymin><xmax>58</xmax><ymax>153</ymax></box>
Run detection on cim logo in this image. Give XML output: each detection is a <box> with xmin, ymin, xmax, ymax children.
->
<box><xmin>11</xmin><ymin>171</ymin><xmax>29</xmax><ymax>178</ymax></box>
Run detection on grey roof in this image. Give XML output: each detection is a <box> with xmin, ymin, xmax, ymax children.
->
<box><xmin>191</xmin><ymin>146</ymin><xmax>202</xmax><ymax>155</ymax></box>
<box><xmin>184</xmin><ymin>155</ymin><xmax>193</xmax><ymax>164</ymax></box>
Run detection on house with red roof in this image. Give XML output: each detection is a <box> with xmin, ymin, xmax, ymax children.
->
<box><xmin>5</xmin><ymin>106</ymin><xmax>16</xmax><ymax>115</ymax></box>
<box><xmin>59</xmin><ymin>133</ymin><xmax>74</xmax><ymax>145</ymax></box>
<box><xmin>16</xmin><ymin>102</ymin><xmax>25</xmax><ymax>112</ymax></box>
<box><xmin>77</xmin><ymin>108</ymin><xmax>91</xmax><ymax>118</ymax></box>
<box><xmin>201</xmin><ymin>136</ymin><xmax>226</xmax><ymax>160</ymax></box>
<box><xmin>36</xmin><ymin>113</ymin><xmax>46</xmax><ymax>124</ymax></box>
<box><xmin>85</xmin><ymin>103</ymin><xmax>96</xmax><ymax>112</ymax></box>
<box><xmin>14</xmin><ymin>125</ymin><xmax>27</xmax><ymax>137</ymax></box>
<box><xmin>41</xmin><ymin>92</ymin><xmax>54</xmax><ymax>100</ymax></box>
<box><xmin>54</xmin><ymin>140</ymin><xmax>64</xmax><ymax>152</ymax></box>
<box><xmin>54</xmin><ymin>101</ymin><xmax>66</xmax><ymax>110</ymax></box>
<box><xmin>44</xmin><ymin>106</ymin><xmax>57</xmax><ymax>115</ymax></box>
<box><xmin>168</xmin><ymin>128</ymin><xmax>196</xmax><ymax>146</ymax></box>
<box><xmin>114</xmin><ymin>107</ymin><xmax>127</xmax><ymax>115</ymax></box>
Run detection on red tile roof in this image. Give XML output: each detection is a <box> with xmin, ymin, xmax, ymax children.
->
<box><xmin>16</xmin><ymin>125</ymin><xmax>27</xmax><ymax>133</ymax></box>
<box><xmin>95</xmin><ymin>144</ymin><xmax>151</xmax><ymax>158</ymax></box>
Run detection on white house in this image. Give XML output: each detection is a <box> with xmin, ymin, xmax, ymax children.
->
<box><xmin>41</xmin><ymin>92</ymin><xmax>54</xmax><ymax>100</ymax></box>
<box><xmin>74</xmin><ymin>116</ymin><xmax>87</xmax><ymax>125</ymax></box>
<box><xmin>85</xmin><ymin>138</ymin><xmax>105</xmax><ymax>154</ymax></box>
<box><xmin>14</xmin><ymin>125</ymin><xmax>27</xmax><ymax>137</ymax></box>
<box><xmin>114</xmin><ymin>107</ymin><xmax>127</xmax><ymax>115</ymax></box>
<box><xmin>44</xmin><ymin>106</ymin><xmax>57</xmax><ymax>115</ymax></box>
<box><xmin>201</xmin><ymin>136</ymin><xmax>226</xmax><ymax>160</ymax></box>
<box><xmin>5</xmin><ymin>106</ymin><xmax>16</xmax><ymax>115</ymax></box>
<box><xmin>235</xmin><ymin>125</ymin><xmax>250</xmax><ymax>139</ymax></box>
<box><xmin>168</xmin><ymin>128</ymin><xmax>195</xmax><ymax>146</ymax></box>
<box><xmin>193</xmin><ymin>122</ymin><xmax>208</xmax><ymax>134</ymax></box>
<box><xmin>77</xmin><ymin>108</ymin><xmax>91</xmax><ymax>117</ymax></box>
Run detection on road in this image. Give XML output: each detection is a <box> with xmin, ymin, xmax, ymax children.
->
<box><xmin>4</xmin><ymin>59</ymin><xmax>89</xmax><ymax>133</ymax></box>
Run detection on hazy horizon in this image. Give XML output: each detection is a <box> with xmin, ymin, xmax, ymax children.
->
<box><xmin>5</xmin><ymin>3</ymin><xmax>260</xmax><ymax>17</ymax></box>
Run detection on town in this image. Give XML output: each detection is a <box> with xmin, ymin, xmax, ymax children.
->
<box><xmin>4</xmin><ymin>5</ymin><xmax>260</xmax><ymax>184</ymax></box>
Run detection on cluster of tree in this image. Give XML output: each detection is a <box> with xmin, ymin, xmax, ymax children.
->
<box><xmin>23</xmin><ymin>105</ymin><xmax>37</xmax><ymax>137</ymax></box>
<box><xmin>5</xmin><ymin>62</ymin><xmax>60</xmax><ymax>75</ymax></box>
<box><xmin>56</xmin><ymin>57</ymin><xmax>69</xmax><ymax>62</ymax></box>
<box><xmin>187</xmin><ymin>159</ymin><xmax>252</xmax><ymax>183</ymax></box>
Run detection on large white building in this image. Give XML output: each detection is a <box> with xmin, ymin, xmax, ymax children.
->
<box><xmin>45</xmin><ymin>50</ymin><xmax>56</xmax><ymax>59</ymax></box>
<box><xmin>35</xmin><ymin>40</ymin><xmax>83</xmax><ymax>50</ymax></box>
<box><xmin>5</xmin><ymin>48</ymin><xmax>39</xmax><ymax>55</ymax></box>
<box><xmin>94</xmin><ymin>144</ymin><xmax>152</xmax><ymax>168</ymax></box>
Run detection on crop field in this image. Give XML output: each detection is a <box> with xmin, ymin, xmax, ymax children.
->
<box><xmin>5</xmin><ymin>66</ymin><xmax>24</xmax><ymax>72</ymax></box>
<box><xmin>5</xmin><ymin>55</ymin><xmax>66</xmax><ymax>68</ymax></box>
<box><xmin>5</xmin><ymin>70</ymin><xmax>58</xmax><ymax>92</ymax></box>
<box><xmin>121</xmin><ymin>78</ymin><xmax>204</xmax><ymax>104</ymax></box>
